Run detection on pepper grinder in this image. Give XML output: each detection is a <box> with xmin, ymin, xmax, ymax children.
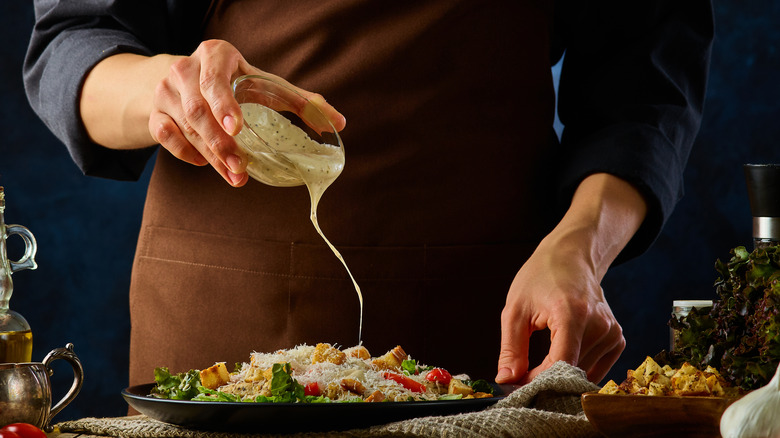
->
<box><xmin>0</xmin><ymin>187</ymin><xmax>38</xmax><ymax>363</ymax></box>
<box><xmin>744</xmin><ymin>164</ymin><xmax>780</xmax><ymax>249</ymax></box>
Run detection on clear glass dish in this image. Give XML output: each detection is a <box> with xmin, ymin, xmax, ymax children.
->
<box><xmin>231</xmin><ymin>75</ymin><xmax>345</xmax><ymax>188</ymax></box>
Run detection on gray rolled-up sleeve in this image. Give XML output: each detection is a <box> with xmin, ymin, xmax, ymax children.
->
<box><xmin>23</xmin><ymin>0</ymin><xmax>207</xmax><ymax>180</ymax></box>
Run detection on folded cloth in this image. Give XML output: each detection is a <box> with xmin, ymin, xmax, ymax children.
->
<box><xmin>55</xmin><ymin>361</ymin><xmax>600</xmax><ymax>438</ymax></box>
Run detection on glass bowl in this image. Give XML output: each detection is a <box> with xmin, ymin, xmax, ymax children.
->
<box><xmin>231</xmin><ymin>75</ymin><xmax>345</xmax><ymax>188</ymax></box>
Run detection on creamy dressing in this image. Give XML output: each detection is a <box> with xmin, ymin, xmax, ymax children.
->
<box><xmin>237</xmin><ymin>103</ymin><xmax>363</xmax><ymax>343</ymax></box>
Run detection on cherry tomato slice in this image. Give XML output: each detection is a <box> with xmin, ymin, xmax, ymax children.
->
<box><xmin>304</xmin><ymin>381</ymin><xmax>320</xmax><ymax>396</ymax></box>
<box><xmin>383</xmin><ymin>372</ymin><xmax>426</xmax><ymax>393</ymax></box>
<box><xmin>425</xmin><ymin>368</ymin><xmax>453</xmax><ymax>385</ymax></box>
<box><xmin>1</xmin><ymin>423</ymin><xmax>45</xmax><ymax>438</ymax></box>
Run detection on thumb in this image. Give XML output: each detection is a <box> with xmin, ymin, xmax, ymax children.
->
<box><xmin>496</xmin><ymin>318</ymin><xmax>531</xmax><ymax>384</ymax></box>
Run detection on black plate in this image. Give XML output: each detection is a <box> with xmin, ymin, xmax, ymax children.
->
<box><xmin>123</xmin><ymin>383</ymin><xmax>509</xmax><ymax>432</ymax></box>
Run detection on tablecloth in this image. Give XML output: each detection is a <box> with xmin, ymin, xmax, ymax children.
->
<box><xmin>55</xmin><ymin>361</ymin><xmax>600</xmax><ymax>438</ymax></box>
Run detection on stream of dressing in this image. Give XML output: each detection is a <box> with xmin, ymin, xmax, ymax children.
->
<box><xmin>238</xmin><ymin>103</ymin><xmax>363</xmax><ymax>344</ymax></box>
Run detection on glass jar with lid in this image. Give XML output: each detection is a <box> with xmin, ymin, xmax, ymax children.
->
<box><xmin>670</xmin><ymin>299</ymin><xmax>712</xmax><ymax>352</ymax></box>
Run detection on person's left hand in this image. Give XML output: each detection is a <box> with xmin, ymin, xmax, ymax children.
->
<box><xmin>495</xmin><ymin>223</ymin><xmax>626</xmax><ymax>385</ymax></box>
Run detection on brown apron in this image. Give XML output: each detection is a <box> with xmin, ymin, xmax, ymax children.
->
<box><xmin>128</xmin><ymin>0</ymin><xmax>556</xmax><ymax>387</ymax></box>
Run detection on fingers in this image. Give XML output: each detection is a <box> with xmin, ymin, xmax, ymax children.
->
<box><xmin>152</xmin><ymin>72</ymin><xmax>246</xmax><ymax>186</ymax></box>
<box><xmin>148</xmin><ymin>110</ymin><xmax>207</xmax><ymax>167</ymax></box>
<box><xmin>149</xmin><ymin>39</ymin><xmax>345</xmax><ymax>187</ymax></box>
<box><xmin>305</xmin><ymin>93</ymin><xmax>347</xmax><ymax>132</ymax></box>
<box><xmin>499</xmin><ymin>261</ymin><xmax>625</xmax><ymax>386</ymax></box>
<box><xmin>150</xmin><ymin>40</ymin><xmax>251</xmax><ymax>186</ymax></box>
<box><xmin>547</xmin><ymin>323</ymin><xmax>582</xmax><ymax>367</ymax></box>
<box><xmin>170</xmin><ymin>52</ymin><xmax>246</xmax><ymax>173</ymax></box>
<box><xmin>572</xmin><ymin>297</ymin><xmax>625</xmax><ymax>382</ymax></box>
<box><xmin>521</xmin><ymin>323</ymin><xmax>582</xmax><ymax>385</ymax></box>
<box><xmin>577</xmin><ymin>320</ymin><xmax>625</xmax><ymax>382</ymax></box>
<box><xmin>521</xmin><ymin>305</ymin><xmax>624</xmax><ymax>384</ymax></box>
<box><xmin>495</xmin><ymin>307</ymin><xmax>532</xmax><ymax>384</ymax></box>
<box><xmin>583</xmin><ymin>337</ymin><xmax>624</xmax><ymax>383</ymax></box>
<box><xmin>253</xmin><ymin>75</ymin><xmax>346</xmax><ymax>132</ymax></box>
<box><xmin>233</xmin><ymin>74</ymin><xmax>347</xmax><ymax>134</ymax></box>
<box><xmin>196</xmin><ymin>40</ymin><xmax>247</xmax><ymax>136</ymax></box>
<box><xmin>150</xmin><ymin>106</ymin><xmax>248</xmax><ymax>187</ymax></box>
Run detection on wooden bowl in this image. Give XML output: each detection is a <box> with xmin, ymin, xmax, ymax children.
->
<box><xmin>581</xmin><ymin>391</ymin><xmax>740</xmax><ymax>438</ymax></box>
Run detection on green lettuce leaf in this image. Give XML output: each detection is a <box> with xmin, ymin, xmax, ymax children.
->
<box><xmin>151</xmin><ymin>367</ymin><xmax>202</xmax><ymax>400</ymax></box>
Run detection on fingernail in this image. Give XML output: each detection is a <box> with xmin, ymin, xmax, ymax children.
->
<box><xmin>223</xmin><ymin>114</ymin><xmax>237</xmax><ymax>135</ymax></box>
<box><xmin>228</xmin><ymin>171</ymin><xmax>244</xmax><ymax>186</ymax></box>
<box><xmin>226</xmin><ymin>154</ymin><xmax>242</xmax><ymax>174</ymax></box>
<box><xmin>496</xmin><ymin>367</ymin><xmax>514</xmax><ymax>383</ymax></box>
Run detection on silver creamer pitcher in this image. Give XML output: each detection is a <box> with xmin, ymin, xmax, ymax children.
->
<box><xmin>0</xmin><ymin>343</ymin><xmax>84</xmax><ymax>431</ymax></box>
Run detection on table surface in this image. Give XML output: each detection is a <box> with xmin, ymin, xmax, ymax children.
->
<box><xmin>48</xmin><ymin>434</ymin><xmax>92</xmax><ymax>438</ymax></box>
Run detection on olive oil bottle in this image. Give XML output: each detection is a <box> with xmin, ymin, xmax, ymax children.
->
<box><xmin>0</xmin><ymin>186</ymin><xmax>37</xmax><ymax>363</ymax></box>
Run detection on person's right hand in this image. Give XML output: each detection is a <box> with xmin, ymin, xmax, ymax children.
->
<box><xmin>148</xmin><ymin>39</ymin><xmax>346</xmax><ymax>187</ymax></box>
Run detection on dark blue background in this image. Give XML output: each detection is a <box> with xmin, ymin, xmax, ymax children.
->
<box><xmin>1</xmin><ymin>1</ymin><xmax>778</xmax><ymax>422</ymax></box>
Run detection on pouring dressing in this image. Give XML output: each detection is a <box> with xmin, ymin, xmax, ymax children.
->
<box><xmin>232</xmin><ymin>76</ymin><xmax>363</xmax><ymax>344</ymax></box>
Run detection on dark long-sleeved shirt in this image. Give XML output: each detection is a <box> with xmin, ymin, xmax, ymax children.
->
<box><xmin>23</xmin><ymin>0</ymin><xmax>714</xmax><ymax>259</ymax></box>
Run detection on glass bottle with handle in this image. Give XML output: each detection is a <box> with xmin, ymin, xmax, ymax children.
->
<box><xmin>0</xmin><ymin>186</ymin><xmax>37</xmax><ymax>363</ymax></box>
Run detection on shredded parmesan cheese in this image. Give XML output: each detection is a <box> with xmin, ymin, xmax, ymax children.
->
<box><xmin>217</xmin><ymin>343</ymin><xmax>476</xmax><ymax>402</ymax></box>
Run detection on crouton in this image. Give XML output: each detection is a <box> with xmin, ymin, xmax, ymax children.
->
<box><xmin>671</xmin><ymin>364</ymin><xmax>711</xmax><ymax>396</ymax></box>
<box><xmin>200</xmin><ymin>362</ymin><xmax>230</xmax><ymax>390</ymax></box>
<box><xmin>340</xmin><ymin>378</ymin><xmax>366</xmax><ymax>396</ymax></box>
<box><xmin>448</xmin><ymin>378</ymin><xmax>474</xmax><ymax>396</ymax></box>
<box><xmin>632</xmin><ymin>356</ymin><xmax>665</xmax><ymax>387</ymax></box>
<box><xmin>365</xmin><ymin>390</ymin><xmax>386</xmax><ymax>402</ymax></box>
<box><xmin>372</xmin><ymin>345</ymin><xmax>407</xmax><ymax>371</ymax></box>
<box><xmin>312</xmin><ymin>343</ymin><xmax>347</xmax><ymax>365</ymax></box>
<box><xmin>598</xmin><ymin>380</ymin><xmax>625</xmax><ymax>395</ymax></box>
<box><xmin>344</xmin><ymin>345</ymin><xmax>371</xmax><ymax>360</ymax></box>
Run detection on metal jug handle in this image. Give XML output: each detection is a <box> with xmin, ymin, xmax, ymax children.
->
<box><xmin>42</xmin><ymin>343</ymin><xmax>84</xmax><ymax>431</ymax></box>
<box><xmin>6</xmin><ymin>225</ymin><xmax>37</xmax><ymax>272</ymax></box>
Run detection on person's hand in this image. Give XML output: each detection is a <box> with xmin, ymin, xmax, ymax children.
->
<box><xmin>494</xmin><ymin>173</ymin><xmax>647</xmax><ymax>385</ymax></box>
<box><xmin>149</xmin><ymin>39</ymin><xmax>346</xmax><ymax>186</ymax></box>
<box><xmin>495</xmin><ymin>229</ymin><xmax>626</xmax><ymax>385</ymax></box>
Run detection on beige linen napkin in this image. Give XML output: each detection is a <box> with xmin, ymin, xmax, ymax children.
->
<box><xmin>55</xmin><ymin>361</ymin><xmax>600</xmax><ymax>438</ymax></box>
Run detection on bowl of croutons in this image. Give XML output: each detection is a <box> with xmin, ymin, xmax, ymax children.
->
<box><xmin>581</xmin><ymin>357</ymin><xmax>744</xmax><ymax>438</ymax></box>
